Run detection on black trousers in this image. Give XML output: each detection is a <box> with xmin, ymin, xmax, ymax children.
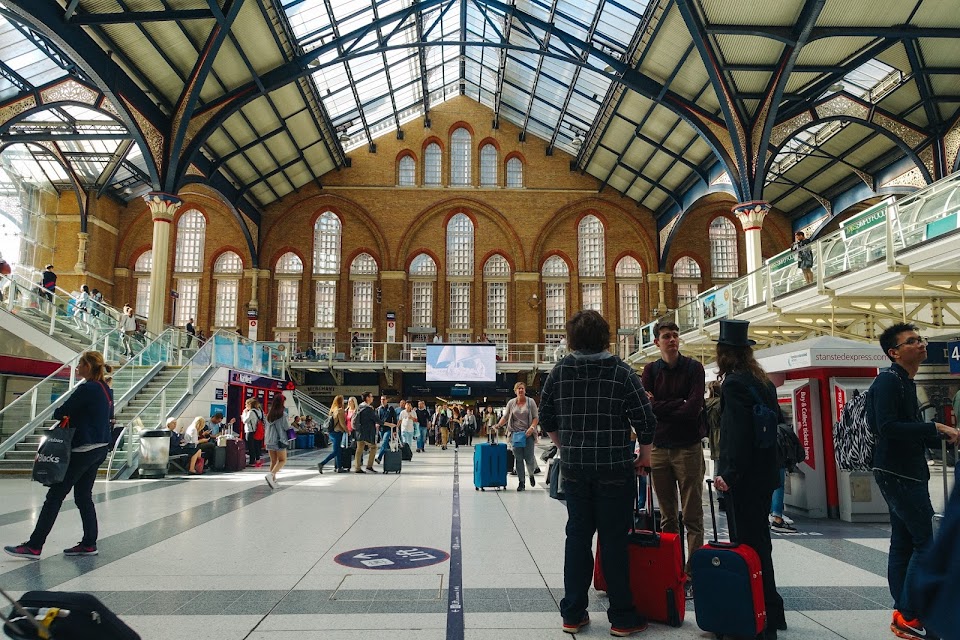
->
<box><xmin>28</xmin><ymin>447</ymin><xmax>108</xmax><ymax>549</ymax></box>
<box><xmin>728</xmin><ymin>486</ymin><xmax>786</xmax><ymax>630</ymax></box>
<box><xmin>248</xmin><ymin>436</ymin><xmax>262</xmax><ymax>463</ymax></box>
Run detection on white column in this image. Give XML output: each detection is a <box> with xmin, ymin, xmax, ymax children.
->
<box><xmin>733</xmin><ymin>201</ymin><xmax>769</xmax><ymax>307</ymax></box>
<box><xmin>74</xmin><ymin>232</ymin><xmax>89</xmax><ymax>273</ymax></box>
<box><xmin>143</xmin><ymin>193</ymin><xmax>182</xmax><ymax>336</ymax></box>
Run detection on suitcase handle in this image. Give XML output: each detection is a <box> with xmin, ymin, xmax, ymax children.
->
<box><xmin>706</xmin><ymin>478</ymin><xmax>741</xmax><ymax>548</ymax></box>
<box><xmin>631</xmin><ymin>466</ymin><xmax>657</xmax><ymax>534</ymax></box>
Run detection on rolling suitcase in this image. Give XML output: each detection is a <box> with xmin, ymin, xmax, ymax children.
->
<box><xmin>474</xmin><ymin>443</ymin><xmax>507</xmax><ymax>490</ymax></box>
<box><xmin>506</xmin><ymin>447</ymin><xmax>515</xmax><ymax>473</ymax></box>
<box><xmin>213</xmin><ymin>445</ymin><xmax>227</xmax><ymax>471</ymax></box>
<box><xmin>401</xmin><ymin>441</ymin><xmax>413</xmax><ymax>461</ymax></box>
<box><xmin>690</xmin><ymin>480</ymin><xmax>766</xmax><ymax>639</ymax></box>
<box><xmin>382</xmin><ymin>447</ymin><xmax>402</xmax><ymax>473</ymax></box>
<box><xmin>340</xmin><ymin>444</ymin><xmax>357</xmax><ymax>471</ymax></box>
<box><xmin>4</xmin><ymin>590</ymin><xmax>141</xmax><ymax>639</ymax></box>
<box><xmin>592</xmin><ymin>472</ymin><xmax>686</xmax><ymax>627</ymax></box>
<box><xmin>225</xmin><ymin>438</ymin><xmax>246</xmax><ymax>471</ymax></box>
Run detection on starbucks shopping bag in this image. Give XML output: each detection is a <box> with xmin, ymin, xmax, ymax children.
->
<box><xmin>32</xmin><ymin>418</ymin><xmax>74</xmax><ymax>486</ymax></box>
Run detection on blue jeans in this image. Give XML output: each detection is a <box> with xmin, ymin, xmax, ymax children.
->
<box><xmin>770</xmin><ymin>468</ymin><xmax>786</xmax><ymax>517</ymax></box>
<box><xmin>416</xmin><ymin>426</ymin><xmax>426</xmax><ymax>450</ymax></box>
<box><xmin>401</xmin><ymin>431</ymin><xmax>414</xmax><ymax>447</ymax></box>
<box><xmin>560</xmin><ymin>468</ymin><xmax>645</xmax><ymax>628</ymax></box>
<box><xmin>319</xmin><ymin>431</ymin><xmax>343</xmax><ymax>469</ymax></box>
<box><xmin>637</xmin><ymin>474</ymin><xmax>647</xmax><ymax>511</ymax></box>
<box><xmin>377</xmin><ymin>430</ymin><xmax>393</xmax><ymax>460</ymax></box>
<box><xmin>874</xmin><ymin>470</ymin><xmax>935</xmax><ymax>619</ymax></box>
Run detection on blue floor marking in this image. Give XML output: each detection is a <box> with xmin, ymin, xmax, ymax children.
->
<box><xmin>446</xmin><ymin>449</ymin><xmax>464</xmax><ymax>640</ymax></box>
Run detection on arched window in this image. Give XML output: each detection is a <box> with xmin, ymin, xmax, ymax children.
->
<box><xmin>483</xmin><ymin>254</ymin><xmax>510</xmax><ymax>332</ymax></box>
<box><xmin>446</xmin><ymin>213</ymin><xmax>474</xmax><ymax>277</ymax></box>
<box><xmin>174</xmin><ymin>210</ymin><xmax>206</xmax><ymax>327</ymax></box>
<box><xmin>709</xmin><ymin>217</ymin><xmax>739</xmax><ymax>278</ymax></box>
<box><xmin>578</xmin><ymin>214</ymin><xmax>605</xmax><ymax>277</ymax></box>
<box><xmin>673</xmin><ymin>256</ymin><xmax>702</xmax><ymax>328</ymax></box>
<box><xmin>350</xmin><ymin>253</ymin><xmax>378</xmax><ymax>329</ymax></box>
<box><xmin>275</xmin><ymin>252</ymin><xmax>303</xmax><ymax>332</ymax></box>
<box><xmin>506</xmin><ymin>157</ymin><xmax>523</xmax><ymax>188</ymax></box>
<box><xmin>450</xmin><ymin>128</ymin><xmax>471</xmax><ymax>186</ymax></box>
<box><xmin>134</xmin><ymin>251</ymin><xmax>152</xmax><ymax>319</ymax></box>
<box><xmin>542</xmin><ymin>255</ymin><xmax>569</xmax><ymax>335</ymax></box>
<box><xmin>312</xmin><ymin>211</ymin><xmax>341</xmax><ymax>275</ymax></box>
<box><xmin>213</xmin><ymin>252</ymin><xmax>243</xmax><ymax>328</ymax></box>
<box><xmin>615</xmin><ymin>256</ymin><xmax>643</xmax><ymax>357</ymax></box>
<box><xmin>410</xmin><ymin>253</ymin><xmax>437</xmax><ymax>332</ymax></box>
<box><xmin>479</xmin><ymin>144</ymin><xmax>498</xmax><ymax>186</ymax></box>
<box><xmin>398</xmin><ymin>155</ymin><xmax>416</xmax><ymax>186</ymax></box>
<box><xmin>424</xmin><ymin>143</ymin><xmax>441</xmax><ymax>186</ymax></box>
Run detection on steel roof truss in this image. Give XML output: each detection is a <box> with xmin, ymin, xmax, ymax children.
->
<box><xmin>94</xmin><ymin>139</ymin><xmax>132</xmax><ymax>196</ymax></box>
<box><xmin>68</xmin><ymin>9</ymin><xmax>216</xmax><ymax>25</ymax></box>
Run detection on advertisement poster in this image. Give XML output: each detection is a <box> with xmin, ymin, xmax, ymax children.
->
<box><xmin>701</xmin><ymin>286</ymin><xmax>731</xmax><ymax>322</ymax></box>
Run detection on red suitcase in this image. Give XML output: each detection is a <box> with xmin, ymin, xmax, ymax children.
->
<box><xmin>593</xmin><ymin>473</ymin><xmax>686</xmax><ymax>627</ymax></box>
<box><xmin>225</xmin><ymin>438</ymin><xmax>246</xmax><ymax>472</ymax></box>
<box><xmin>690</xmin><ymin>480</ymin><xmax>766</xmax><ymax>639</ymax></box>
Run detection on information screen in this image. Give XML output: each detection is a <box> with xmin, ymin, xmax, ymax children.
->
<box><xmin>426</xmin><ymin>344</ymin><xmax>497</xmax><ymax>382</ymax></box>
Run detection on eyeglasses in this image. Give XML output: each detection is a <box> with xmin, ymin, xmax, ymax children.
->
<box><xmin>894</xmin><ymin>336</ymin><xmax>928</xmax><ymax>348</ymax></box>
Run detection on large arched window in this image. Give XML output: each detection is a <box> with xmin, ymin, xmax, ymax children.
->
<box><xmin>542</xmin><ymin>256</ymin><xmax>570</xmax><ymax>339</ymax></box>
<box><xmin>447</xmin><ymin>213</ymin><xmax>474</xmax><ymax>339</ymax></box>
<box><xmin>174</xmin><ymin>209</ymin><xmax>206</xmax><ymax>327</ymax></box>
<box><xmin>213</xmin><ymin>251</ymin><xmax>243</xmax><ymax>329</ymax></box>
<box><xmin>673</xmin><ymin>256</ymin><xmax>702</xmax><ymax>328</ymax></box>
<box><xmin>312</xmin><ymin>212</ymin><xmax>341</xmax><ymax>275</ymax></box>
<box><xmin>398</xmin><ymin>155</ymin><xmax>415</xmax><ymax>186</ymax></box>
<box><xmin>350</xmin><ymin>253</ymin><xmax>378</xmax><ymax>330</ymax></box>
<box><xmin>483</xmin><ymin>254</ymin><xmax>510</xmax><ymax>336</ymax></box>
<box><xmin>134</xmin><ymin>251</ymin><xmax>152</xmax><ymax>319</ymax></box>
<box><xmin>578</xmin><ymin>214</ymin><xmax>605</xmax><ymax>313</ymax></box>
<box><xmin>615</xmin><ymin>256</ymin><xmax>643</xmax><ymax>357</ymax></box>
<box><xmin>450</xmin><ymin>127</ymin><xmax>472</xmax><ymax>186</ymax></box>
<box><xmin>479</xmin><ymin>144</ymin><xmax>498</xmax><ymax>186</ymax></box>
<box><xmin>506</xmin><ymin>156</ymin><xmax>523</xmax><ymax>188</ymax></box>
<box><xmin>424</xmin><ymin>143</ymin><xmax>441</xmax><ymax>186</ymax></box>
<box><xmin>709</xmin><ymin>217</ymin><xmax>739</xmax><ymax>279</ymax></box>
<box><xmin>410</xmin><ymin>253</ymin><xmax>437</xmax><ymax>336</ymax></box>
<box><xmin>275</xmin><ymin>252</ymin><xmax>303</xmax><ymax>339</ymax></box>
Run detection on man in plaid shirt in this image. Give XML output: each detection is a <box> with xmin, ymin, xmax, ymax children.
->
<box><xmin>541</xmin><ymin>310</ymin><xmax>656</xmax><ymax>637</ymax></box>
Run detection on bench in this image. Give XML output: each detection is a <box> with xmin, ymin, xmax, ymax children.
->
<box><xmin>167</xmin><ymin>454</ymin><xmax>189</xmax><ymax>474</ymax></box>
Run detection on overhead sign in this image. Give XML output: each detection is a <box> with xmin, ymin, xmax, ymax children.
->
<box><xmin>767</xmin><ymin>248</ymin><xmax>796</xmax><ymax>273</ymax></box>
<box><xmin>948</xmin><ymin>341</ymin><xmax>960</xmax><ymax>375</ymax></box>
<box><xmin>840</xmin><ymin>202</ymin><xmax>887</xmax><ymax>240</ymax></box>
<box><xmin>701</xmin><ymin>286</ymin><xmax>730</xmax><ymax>323</ymax></box>
<box><xmin>334</xmin><ymin>546</ymin><xmax>449</xmax><ymax>570</ymax></box>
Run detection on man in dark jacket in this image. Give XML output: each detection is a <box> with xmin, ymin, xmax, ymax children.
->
<box><xmin>867</xmin><ymin>322</ymin><xmax>958</xmax><ymax>640</ymax></box>
<box><xmin>375</xmin><ymin>395</ymin><xmax>398</xmax><ymax>464</ymax></box>
<box><xmin>541</xmin><ymin>310</ymin><xmax>656</xmax><ymax>637</ymax></box>
<box><xmin>353</xmin><ymin>392</ymin><xmax>380</xmax><ymax>473</ymax></box>
<box><xmin>641</xmin><ymin>320</ymin><xmax>705</xmax><ymax>585</ymax></box>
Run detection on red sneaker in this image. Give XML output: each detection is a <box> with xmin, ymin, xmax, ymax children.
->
<box><xmin>562</xmin><ymin>613</ymin><xmax>589</xmax><ymax>634</ymax></box>
<box><xmin>4</xmin><ymin>544</ymin><xmax>41</xmax><ymax>560</ymax></box>
<box><xmin>63</xmin><ymin>543</ymin><xmax>98</xmax><ymax>556</ymax></box>
<box><xmin>610</xmin><ymin>620</ymin><xmax>648</xmax><ymax>637</ymax></box>
<box><xmin>891</xmin><ymin>610</ymin><xmax>935</xmax><ymax>639</ymax></box>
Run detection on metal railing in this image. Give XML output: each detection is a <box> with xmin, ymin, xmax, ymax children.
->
<box><xmin>284</xmin><ymin>340</ymin><xmax>567</xmax><ymax>366</ymax></box>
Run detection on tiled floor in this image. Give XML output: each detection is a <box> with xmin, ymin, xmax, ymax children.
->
<box><xmin>0</xmin><ymin>444</ymin><xmax>949</xmax><ymax>639</ymax></box>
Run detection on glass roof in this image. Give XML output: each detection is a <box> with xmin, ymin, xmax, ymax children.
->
<box><xmin>282</xmin><ymin>0</ymin><xmax>648</xmax><ymax>154</ymax></box>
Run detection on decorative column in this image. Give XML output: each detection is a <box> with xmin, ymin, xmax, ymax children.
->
<box><xmin>143</xmin><ymin>193</ymin><xmax>182</xmax><ymax>336</ymax></box>
<box><xmin>74</xmin><ymin>232</ymin><xmax>89</xmax><ymax>273</ymax></box>
<box><xmin>647</xmin><ymin>272</ymin><xmax>671</xmax><ymax>316</ymax></box>
<box><xmin>732</xmin><ymin>201</ymin><xmax>769</xmax><ymax>307</ymax></box>
<box><xmin>244</xmin><ymin>268</ymin><xmax>264</xmax><ymax>341</ymax></box>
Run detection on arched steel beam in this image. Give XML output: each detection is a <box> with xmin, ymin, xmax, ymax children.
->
<box><xmin>1</xmin><ymin>1</ymin><xmax>165</xmax><ymax>187</ymax></box>
<box><xmin>175</xmin><ymin>0</ymin><xmax>738</xmax><ymax>194</ymax></box>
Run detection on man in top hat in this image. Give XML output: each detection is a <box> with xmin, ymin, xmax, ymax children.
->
<box><xmin>641</xmin><ymin>320</ymin><xmax>705</xmax><ymax>593</ymax></box>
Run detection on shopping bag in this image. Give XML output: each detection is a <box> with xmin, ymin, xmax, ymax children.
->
<box><xmin>32</xmin><ymin>419</ymin><xmax>75</xmax><ymax>486</ymax></box>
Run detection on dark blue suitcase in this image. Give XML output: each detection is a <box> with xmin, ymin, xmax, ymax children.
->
<box><xmin>7</xmin><ymin>591</ymin><xmax>141</xmax><ymax>639</ymax></box>
<box><xmin>474</xmin><ymin>443</ymin><xmax>507</xmax><ymax>490</ymax></box>
<box><xmin>382</xmin><ymin>447</ymin><xmax>402</xmax><ymax>473</ymax></box>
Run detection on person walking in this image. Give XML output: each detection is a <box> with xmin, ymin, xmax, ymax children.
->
<box><xmin>450</xmin><ymin>406</ymin><xmax>463</xmax><ymax>450</ymax></box>
<box><xmin>483</xmin><ymin>405</ymin><xmax>498</xmax><ymax>444</ymax></box>
<box><xmin>415</xmin><ymin>401</ymin><xmax>430</xmax><ymax>452</ymax></box>
<box><xmin>463</xmin><ymin>407</ymin><xmax>477</xmax><ymax>446</ymax></box>
<box><xmin>641</xmin><ymin>320</ymin><xmax>706</xmax><ymax>591</ymax></box>
<box><xmin>867</xmin><ymin>322</ymin><xmax>959</xmax><ymax>640</ymax></box>
<box><xmin>374</xmin><ymin>395</ymin><xmax>397</xmax><ymax>464</ymax></box>
<box><xmin>118</xmin><ymin>305</ymin><xmax>137</xmax><ymax>357</ymax></box>
<box><xmin>539</xmin><ymin>310</ymin><xmax>657</xmax><ymax>636</ymax></box>
<box><xmin>792</xmin><ymin>231</ymin><xmax>814</xmax><ymax>285</ymax></box>
<box><xmin>40</xmin><ymin>264</ymin><xmax>56</xmax><ymax>308</ymax></box>
<box><xmin>5</xmin><ymin>351</ymin><xmax>114</xmax><ymax>560</ymax></box>
<box><xmin>263</xmin><ymin>394</ymin><xmax>289</xmax><ymax>489</ymax></box>
<box><xmin>398</xmin><ymin>401</ymin><xmax>416</xmax><ymax>450</ymax></box>
<box><xmin>185</xmin><ymin>318</ymin><xmax>196</xmax><ymax>348</ymax></box>
<box><xmin>496</xmin><ymin>382</ymin><xmax>540</xmax><ymax>491</ymax></box>
<box><xmin>712</xmin><ymin>319</ymin><xmax>787</xmax><ymax>640</ymax></box>
<box><xmin>318</xmin><ymin>395</ymin><xmax>347</xmax><ymax>473</ymax></box>
<box><xmin>353</xmin><ymin>392</ymin><xmax>379</xmax><ymax>472</ymax></box>
<box><xmin>437</xmin><ymin>403</ymin><xmax>450</xmax><ymax>450</ymax></box>
<box><xmin>241</xmin><ymin>398</ymin><xmax>264</xmax><ymax>468</ymax></box>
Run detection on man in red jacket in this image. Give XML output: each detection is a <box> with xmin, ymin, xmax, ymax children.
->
<box><xmin>641</xmin><ymin>321</ymin><xmax>705</xmax><ymax>596</ymax></box>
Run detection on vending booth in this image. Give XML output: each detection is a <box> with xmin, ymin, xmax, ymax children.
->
<box><xmin>750</xmin><ymin>337</ymin><xmax>889</xmax><ymax>520</ymax></box>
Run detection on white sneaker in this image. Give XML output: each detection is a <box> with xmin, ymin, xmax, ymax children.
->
<box><xmin>265</xmin><ymin>474</ymin><xmax>277</xmax><ymax>489</ymax></box>
<box><xmin>769</xmin><ymin>513</ymin><xmax>794</xmax><ymax>525</ymax></box>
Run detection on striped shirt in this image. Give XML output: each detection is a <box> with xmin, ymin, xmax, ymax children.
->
<box><xmin>540</xmin><ymin>351</ymin><xmax>656</xmax><ymax>473</ymax></box>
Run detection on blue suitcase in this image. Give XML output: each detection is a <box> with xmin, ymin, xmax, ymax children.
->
<box><xmin>474</xmin><ymin>443</ymin><xmax>507</xmax><ymax>490</ymax></box>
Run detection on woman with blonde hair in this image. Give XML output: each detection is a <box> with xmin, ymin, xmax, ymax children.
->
<box><xmin>318</xmin><ymin>395</ymin><xmax>347</xmax><ymax>473</ymax></box>
<box><xmin>178</xmin><ymin>416</ymin><xmax>206</xmax><ymax>474</ymax></box>
<box><xmin>496</xmin><ymin>381</ymin><xmax>540</xmax><ymax>491</ymax></box>
<box><xmin>264</xmin><ymin>394</ymin><xmax>289</xmax><ymax>488</ymax></box>
<box><xmin>346</xmin><ymin>396</ymin><xmax>358</xmax><ymax>436</ymax></box>
<box><xmin>5</xmin><ymin>351</ymin><xmax>114</xmax><ymax>559</ymax></box>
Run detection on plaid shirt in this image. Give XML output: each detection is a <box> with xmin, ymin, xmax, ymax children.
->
<box><xmin>540</xmin><ymin>351</ymin><xmax>656</xmax><ymax>473</ymax></box>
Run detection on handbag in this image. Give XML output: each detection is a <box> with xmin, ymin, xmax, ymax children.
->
<box><xmin>548</xmin><ymin>458</ymin><xmax>566</xmax><ymax>501</ymax></box>
<box><xmin>32</xmin><ymin>418</ymin><xmax>75</xmax><ymax>486</ymax></box>
<box><xmin>511</xmin><ymin>431</ymin><xmax>527</xmax><ymax>447</ymax></box>
<box><xmin>254</xmin><ymin>411</ymin><xmax>265</xmax><ymax>440</ymax></box>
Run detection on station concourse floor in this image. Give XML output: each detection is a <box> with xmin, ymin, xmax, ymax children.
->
<box><xmin>0</xmin><ymin>443</ymin><xmax>947</xmax><ymax>640</ymax></box>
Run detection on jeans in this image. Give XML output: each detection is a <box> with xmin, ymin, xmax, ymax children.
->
<box><xmin>512</xmin><ymin>441</ymin><xmax>538</xmax><ymax>486</ymax></box>
<box><xmin>416</xmin><ymin>426</ymin><xmax>426</xmax><ymax>451</ymax></box>
<box><xmin>401</xmin><ymin>431</ymin><xmax>414</xmax><ymax>448</ymax></box>
<box><xmin>319</xmin><ymin>431</ymin><xmax>343</xmax><ymax>469</ymax></box>
<box><xmin>28</xmin><ymin>447</ymin><xmax>109</xmax><ymax>549</ymax></box>
<box><xmin>650</xmin><ymin>443</ymin><xmax>705</xmax><ymax>573</ymax></box>
<box><xmin>637</xmin><ymin>474</ymin><xmax>647</xmax><ymax>511</ymax></box>
<box><xmin>874</xmin><ymin>470</ymin><xmax>935</xmax><ymax>619</ymax></box>
<box><xmin>377</xmin><ymin>430</ymin><xmax>394</xmax><ymax>460</ymax></box>
<box><xmin>560</xmin><ymin>469</ymin><xmax>644</xmax><ymax>628</ymax></box>
<box><xmin>728</xmin><ymin>486</ymin><xmax>785</xmax><ymax>631</ymax></box>
<box><xmin>770</xmin><ymin>468</ymin><xmax>786</xmax><ymax>517</ymax></box>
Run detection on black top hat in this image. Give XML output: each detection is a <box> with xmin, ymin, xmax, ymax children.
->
<box><xmin>716</xmin><ymin>319</ymin><xmax>756</xmax><ymax>347</ymax></box>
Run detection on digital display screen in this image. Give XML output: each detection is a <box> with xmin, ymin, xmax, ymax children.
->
<box><xmin>426</xmin><ymin>344</ymin><xmax>497</xmax><ymax>382</ymax></box>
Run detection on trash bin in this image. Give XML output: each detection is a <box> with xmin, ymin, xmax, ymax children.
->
<box><xmin>139</xmin><ymin>429</ymin><xmax>171</xmax><ymax>479</ymax></box>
